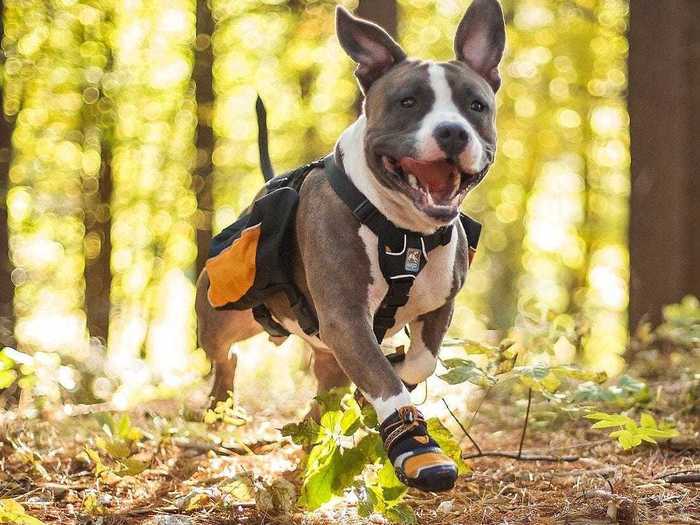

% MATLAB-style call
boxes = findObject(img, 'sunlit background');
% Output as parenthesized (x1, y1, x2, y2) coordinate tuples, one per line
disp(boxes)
(0, 0, 629, 408)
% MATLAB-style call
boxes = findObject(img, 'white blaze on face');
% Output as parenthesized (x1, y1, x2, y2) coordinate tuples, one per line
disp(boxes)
(416, 64, 485, 173)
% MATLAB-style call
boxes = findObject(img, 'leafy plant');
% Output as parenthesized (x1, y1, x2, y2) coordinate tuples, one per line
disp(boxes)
(85, 414, 148, 479)
(586, 411, 679, 450)
(203, 394, 249, 426)
(0, 347, 36, 391)
(283, 389, 467, 523)
(657, 295, 700, 348)
(0, 499, 45, 525)
(571, 375, 650, 409)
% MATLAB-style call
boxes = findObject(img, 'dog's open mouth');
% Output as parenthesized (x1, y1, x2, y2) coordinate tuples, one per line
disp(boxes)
(381, 156, 483, 219)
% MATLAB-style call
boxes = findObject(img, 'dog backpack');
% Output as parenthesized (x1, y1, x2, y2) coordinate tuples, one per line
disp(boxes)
(205, 160, 325, 337)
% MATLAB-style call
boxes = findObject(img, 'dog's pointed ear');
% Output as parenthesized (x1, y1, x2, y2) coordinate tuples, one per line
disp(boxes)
(454, 0, 506, 92)
(336, 6, 407, 93)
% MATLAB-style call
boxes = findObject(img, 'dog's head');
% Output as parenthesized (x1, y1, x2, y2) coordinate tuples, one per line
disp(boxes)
(336, 0, 505, 224)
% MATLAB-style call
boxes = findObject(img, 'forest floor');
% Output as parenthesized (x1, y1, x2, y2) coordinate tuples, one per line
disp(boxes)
(1, 389, 699, 525)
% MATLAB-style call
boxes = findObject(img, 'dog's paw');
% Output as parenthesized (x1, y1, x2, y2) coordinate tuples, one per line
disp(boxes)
(379, 406, 458, 492)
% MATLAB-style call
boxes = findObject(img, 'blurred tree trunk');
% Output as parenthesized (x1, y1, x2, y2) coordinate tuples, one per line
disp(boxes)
(84, 153, 112, 341)
(0, 29, 15, 340)
(83, 10, 114, 342)
(356, 0, 398, 37)
(193, 0, 215, 276)
(354, 0, 397, 114)
(629, 1, 700, 326)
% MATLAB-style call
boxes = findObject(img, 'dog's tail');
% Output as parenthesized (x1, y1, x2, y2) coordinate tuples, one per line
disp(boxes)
(256, 95, 274, 182)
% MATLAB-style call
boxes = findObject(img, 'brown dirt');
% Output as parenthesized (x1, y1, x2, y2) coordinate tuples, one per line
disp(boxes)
(1, 402, 698, 525)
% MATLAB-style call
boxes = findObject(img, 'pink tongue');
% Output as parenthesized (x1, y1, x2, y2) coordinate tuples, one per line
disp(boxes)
(399, 158, 454, 198)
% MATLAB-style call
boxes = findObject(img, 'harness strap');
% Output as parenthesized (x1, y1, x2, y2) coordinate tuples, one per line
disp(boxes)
(324, 155, 453, 345)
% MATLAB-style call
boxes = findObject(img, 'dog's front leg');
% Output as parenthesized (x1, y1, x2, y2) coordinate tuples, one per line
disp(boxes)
(394, 302, 453, 389)
(318, 309, 412, 422)
(316, 307, 457, 492)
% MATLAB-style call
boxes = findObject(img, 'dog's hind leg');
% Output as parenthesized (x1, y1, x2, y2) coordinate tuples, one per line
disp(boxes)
(195, 271, 263, 405)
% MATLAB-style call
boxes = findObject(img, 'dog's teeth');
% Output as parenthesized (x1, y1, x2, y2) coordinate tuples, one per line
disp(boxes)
(425, 190, 434, 205)
(407, 174, 419, 189)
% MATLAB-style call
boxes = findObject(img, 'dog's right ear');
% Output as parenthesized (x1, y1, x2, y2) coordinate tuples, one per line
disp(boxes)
(336, 6, 407, 93)
(454, 0, 506, 92)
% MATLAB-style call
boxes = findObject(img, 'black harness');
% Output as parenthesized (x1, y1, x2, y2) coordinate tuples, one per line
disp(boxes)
(252, 155, 481, 351)
(325, 156, 455, 344)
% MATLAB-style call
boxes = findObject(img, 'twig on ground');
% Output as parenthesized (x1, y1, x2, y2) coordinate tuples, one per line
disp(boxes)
(172, 437, 246, 456)
(463, 450, 579, 462)
(663, 473, 700, 484)
(654, 468, 700, 480)
(517, 388, 532, 459)
(442, 397, 580, 462)
(442, 398, 481, 455)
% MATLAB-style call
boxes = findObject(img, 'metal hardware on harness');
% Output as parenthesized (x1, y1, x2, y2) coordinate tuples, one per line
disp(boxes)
(252, 304, 290, 338)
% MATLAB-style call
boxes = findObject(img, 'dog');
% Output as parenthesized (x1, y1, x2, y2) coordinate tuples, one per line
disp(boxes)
(195, 0, 505, 492)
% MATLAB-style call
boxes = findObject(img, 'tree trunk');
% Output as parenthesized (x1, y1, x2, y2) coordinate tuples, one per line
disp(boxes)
(356, 0, 398, 37)
(0, 30, 15, 340)
(193, 0, 215, 276)
(84, 154, 112, 340)
(628, 1, 700, 326)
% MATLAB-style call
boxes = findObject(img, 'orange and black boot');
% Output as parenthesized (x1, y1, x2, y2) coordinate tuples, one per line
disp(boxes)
(379, 406, 458, 492)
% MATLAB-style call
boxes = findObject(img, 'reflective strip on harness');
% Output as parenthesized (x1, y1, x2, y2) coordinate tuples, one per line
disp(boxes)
(206, 223, 262, 308)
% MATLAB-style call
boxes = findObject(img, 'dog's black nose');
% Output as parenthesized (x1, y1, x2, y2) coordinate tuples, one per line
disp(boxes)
(434, 123, 469, 157)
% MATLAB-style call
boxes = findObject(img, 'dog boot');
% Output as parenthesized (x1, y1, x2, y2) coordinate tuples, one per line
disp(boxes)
(379, 405, 458, 492)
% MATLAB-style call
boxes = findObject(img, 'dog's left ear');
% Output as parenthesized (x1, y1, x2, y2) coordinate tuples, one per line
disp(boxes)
(336, 6, 407, 93)
(454, 0, 506, 92)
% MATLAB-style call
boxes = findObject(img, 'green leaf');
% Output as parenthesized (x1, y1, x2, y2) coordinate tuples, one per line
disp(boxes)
(515, 365, 561, 393)
(332, 438, 378, 494)
(0, 370, 17, 389)
(461, 340, 499, 356)
(315, 387, 350, 413)
(221, 474, 254, 502)
(85, 447, 110, 477)
(385, 502, 417, 524)
(376, 460, 407, 504)
(299, 440, 341, 510)
(361, 404, 379, 429)
(426, 418, 471, 475)
(0, 499, 46, 525)
(96, 437, 131, 459)
(281, 418, 321, 447)
(114, 458, 147, 477)
(639, 413, 657, 429)
(613, 429, 642, 450)
(439, 358, 495, 387)
(586, 412, 635, 428)
(340, 401, 362, 436)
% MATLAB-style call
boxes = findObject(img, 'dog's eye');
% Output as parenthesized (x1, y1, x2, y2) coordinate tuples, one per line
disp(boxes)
(400, 97, 417, 108)
(470, 100, 486, 112)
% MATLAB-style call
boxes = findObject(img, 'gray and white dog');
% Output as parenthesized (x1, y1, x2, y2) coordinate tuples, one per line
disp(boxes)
(196, 0, 505, 491)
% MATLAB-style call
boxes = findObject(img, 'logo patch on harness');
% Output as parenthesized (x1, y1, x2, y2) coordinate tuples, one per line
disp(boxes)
(405, 248, 422, 273)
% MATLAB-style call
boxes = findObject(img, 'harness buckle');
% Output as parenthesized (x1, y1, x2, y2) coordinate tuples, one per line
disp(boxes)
(353, 199, 378, 223)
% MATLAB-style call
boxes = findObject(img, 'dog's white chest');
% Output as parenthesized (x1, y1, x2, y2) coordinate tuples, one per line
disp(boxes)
(358, 225, 458, 335)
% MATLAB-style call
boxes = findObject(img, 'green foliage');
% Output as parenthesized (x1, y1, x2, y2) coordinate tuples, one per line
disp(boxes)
(0, 347, 36, 391)
(283, 390, 428, 523)
(0, 499, 46, 525)
(426, 418, 471, 475)
(571, 375, 650, 408)
(586, 411, 679, 450)
(203, 394, 249, 426)
(657, 295, 700, 348)
(85, 414, 148, 479)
